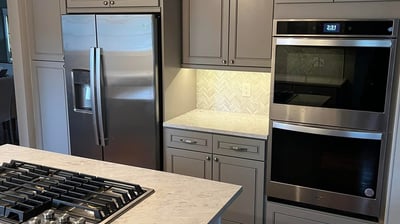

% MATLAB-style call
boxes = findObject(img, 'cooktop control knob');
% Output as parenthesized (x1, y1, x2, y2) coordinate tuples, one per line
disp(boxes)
(72, 217, 86, 224)
(43, 209, 55, 220)
(28, 217, 41, 224)
(58, 213, 71, 224)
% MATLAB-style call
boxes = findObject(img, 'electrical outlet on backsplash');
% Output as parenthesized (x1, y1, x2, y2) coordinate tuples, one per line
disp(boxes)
(196, 69, 271, 115)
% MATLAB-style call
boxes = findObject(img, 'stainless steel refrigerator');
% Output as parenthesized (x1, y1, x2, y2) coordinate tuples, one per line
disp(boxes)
(61, 14, 161, 169)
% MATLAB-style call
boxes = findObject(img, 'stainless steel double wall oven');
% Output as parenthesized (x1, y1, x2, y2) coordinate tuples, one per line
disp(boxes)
(267, 19, 399, 220)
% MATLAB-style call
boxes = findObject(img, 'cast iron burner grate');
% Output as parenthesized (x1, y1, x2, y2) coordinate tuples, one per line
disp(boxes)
(0, 160, 154, 224)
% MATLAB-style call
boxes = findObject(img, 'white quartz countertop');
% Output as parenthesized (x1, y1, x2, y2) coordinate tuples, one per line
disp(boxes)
(0, 144, 242, 224)
(163, 109, 269, 139)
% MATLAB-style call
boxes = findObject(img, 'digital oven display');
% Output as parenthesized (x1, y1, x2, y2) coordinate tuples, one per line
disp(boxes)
(323, 23, 341, 33)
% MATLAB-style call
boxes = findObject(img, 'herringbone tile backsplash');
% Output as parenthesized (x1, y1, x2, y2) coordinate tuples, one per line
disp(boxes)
(196, 70, 271, 115)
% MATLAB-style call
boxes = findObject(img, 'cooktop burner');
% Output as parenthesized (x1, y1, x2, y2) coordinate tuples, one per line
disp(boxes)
(0, 160, 154, 224)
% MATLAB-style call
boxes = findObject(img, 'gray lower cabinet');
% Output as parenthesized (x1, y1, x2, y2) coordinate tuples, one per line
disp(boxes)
(164, 128, 265, 224)
(266, 202, 377, 224)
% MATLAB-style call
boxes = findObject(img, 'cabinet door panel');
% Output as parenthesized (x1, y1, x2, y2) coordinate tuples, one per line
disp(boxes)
(229, 0, 272, 67)
(165, 147, 212, 179)
(32, 61, 70, 154)
(266, 202, 378, 224)
(213, 155, 264, 224)
(67, 0, 108, 8)
(67, 0, 158, 7)
(182, 0, 229, 65)
(27, 0, 64, 61)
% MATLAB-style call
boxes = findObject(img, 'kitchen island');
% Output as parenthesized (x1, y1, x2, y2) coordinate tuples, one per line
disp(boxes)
(0, 144, 242, 224)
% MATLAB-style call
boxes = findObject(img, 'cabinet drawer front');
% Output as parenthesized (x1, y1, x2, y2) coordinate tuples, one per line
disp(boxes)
(165, 129, 212, 153)
(213, 135, 265, 161)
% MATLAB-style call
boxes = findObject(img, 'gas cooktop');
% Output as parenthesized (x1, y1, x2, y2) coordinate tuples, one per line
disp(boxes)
(0, 160, 154, 224)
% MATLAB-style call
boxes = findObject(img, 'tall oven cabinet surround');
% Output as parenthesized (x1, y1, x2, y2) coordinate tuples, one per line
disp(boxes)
(267, 19, 399, 221)
(62, 15, 161, 169)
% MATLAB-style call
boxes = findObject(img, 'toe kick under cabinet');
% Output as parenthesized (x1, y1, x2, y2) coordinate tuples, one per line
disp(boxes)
(164, 128, 265, 224)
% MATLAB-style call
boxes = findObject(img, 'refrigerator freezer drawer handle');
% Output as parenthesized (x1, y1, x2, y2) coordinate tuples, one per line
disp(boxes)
(90, 47, 101, 146)
(95, 47, 107, 147)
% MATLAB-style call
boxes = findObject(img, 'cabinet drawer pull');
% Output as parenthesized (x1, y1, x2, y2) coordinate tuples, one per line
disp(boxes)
(109, 0, 115, 5)
(231, 146, 248, 152)
(180, 139, 197, 144)
(103, 1, 109, 5)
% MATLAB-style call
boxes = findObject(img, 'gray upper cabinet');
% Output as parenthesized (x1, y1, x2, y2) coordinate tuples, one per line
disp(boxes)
(182, 0, 229, 66)
(66, 0, 159, 8)
(182, 0, 273, 69)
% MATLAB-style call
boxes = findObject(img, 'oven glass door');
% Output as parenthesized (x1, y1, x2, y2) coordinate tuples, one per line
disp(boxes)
(273, 38, 394, 112)
(270, 121, 382, 198)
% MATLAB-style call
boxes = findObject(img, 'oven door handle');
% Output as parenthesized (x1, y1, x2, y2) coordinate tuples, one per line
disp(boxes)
(275, 37, 393, 48)
(272, 121, 382, 140)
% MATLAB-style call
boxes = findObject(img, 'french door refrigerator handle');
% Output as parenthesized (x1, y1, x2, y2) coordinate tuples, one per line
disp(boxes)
(272, 121, 382, 140)
(89, 47, 101, 146)
(95, 47, 107, 147)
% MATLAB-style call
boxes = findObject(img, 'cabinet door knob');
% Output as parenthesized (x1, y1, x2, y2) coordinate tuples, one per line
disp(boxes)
(222, 60, 227, 64)
(206, 156, 211, 161)
(109, 0, 115, 5)
(214, 157, 219, 162)
(103, 1, 109, 5)
(230, 60, 234, 64)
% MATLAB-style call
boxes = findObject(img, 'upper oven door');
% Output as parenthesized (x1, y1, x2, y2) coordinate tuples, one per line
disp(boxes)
(270, 37, 397, 131)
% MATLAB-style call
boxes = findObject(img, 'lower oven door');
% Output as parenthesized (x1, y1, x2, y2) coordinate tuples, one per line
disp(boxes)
(267, 121, 385, 218)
